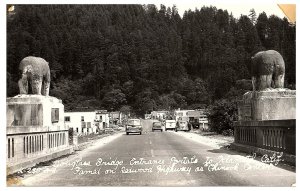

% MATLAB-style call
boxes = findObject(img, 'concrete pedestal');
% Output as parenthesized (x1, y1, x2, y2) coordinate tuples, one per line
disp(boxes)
(233, 89, 296, 164)
(6, 95, 71, 174)
(238, 90, 296, 121)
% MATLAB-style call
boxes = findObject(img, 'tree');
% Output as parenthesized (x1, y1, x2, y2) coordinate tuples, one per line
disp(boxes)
(120, 105, 132, 115)
(256, 12, 269, 47)
(7, 72, 19, 97)
(237, 15, 261, 53)
(134, 89, 158, 115)
(248, 8, 257, 25)
(102, 89, 127, 111)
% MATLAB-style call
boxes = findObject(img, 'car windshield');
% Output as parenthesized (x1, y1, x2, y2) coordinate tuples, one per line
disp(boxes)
(153, 122, 161, 126)
(128, 119, 140, 126)
(169, 122, 175, 124)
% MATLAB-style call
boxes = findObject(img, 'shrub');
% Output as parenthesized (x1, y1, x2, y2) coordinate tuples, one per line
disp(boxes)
(207, 99, 238, 134)
(221, 129, 234, 136)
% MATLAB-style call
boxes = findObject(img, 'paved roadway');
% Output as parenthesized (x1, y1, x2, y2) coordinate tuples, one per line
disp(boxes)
(18, 120, 295, 186)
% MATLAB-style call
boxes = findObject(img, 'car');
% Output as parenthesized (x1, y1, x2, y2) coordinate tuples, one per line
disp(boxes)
(152, 121, 163, 132)
(126, 119, 142, 135)
(165, 120, 176, 131)
(175, 120, 190, 132)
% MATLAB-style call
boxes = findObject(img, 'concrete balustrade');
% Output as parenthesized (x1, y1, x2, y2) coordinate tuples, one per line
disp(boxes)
(234, 120, 295, 155)
(7, 131, 69, 164)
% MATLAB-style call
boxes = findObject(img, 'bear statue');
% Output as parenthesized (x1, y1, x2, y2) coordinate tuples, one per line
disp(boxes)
(18, 56, 50, 96)
(251, 50, 285, 91)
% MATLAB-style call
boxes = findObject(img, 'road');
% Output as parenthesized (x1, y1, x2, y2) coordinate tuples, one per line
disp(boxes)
(16, 120, 295, 186)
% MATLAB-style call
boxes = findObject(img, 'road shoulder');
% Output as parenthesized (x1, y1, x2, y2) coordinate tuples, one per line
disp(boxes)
(170, 131, 233, 149)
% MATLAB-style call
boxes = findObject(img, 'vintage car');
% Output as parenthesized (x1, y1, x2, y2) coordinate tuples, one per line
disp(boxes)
(165, 120, 176, 131)
(152, 121, 163, 132)
(126, 119, 142, 135)
(175, 120, 190, 132)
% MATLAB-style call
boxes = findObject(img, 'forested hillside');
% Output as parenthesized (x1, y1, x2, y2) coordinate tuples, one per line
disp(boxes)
(7, 5, 296, 115)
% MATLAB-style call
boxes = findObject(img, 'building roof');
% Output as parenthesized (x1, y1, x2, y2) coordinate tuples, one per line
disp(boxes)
(151, 110, 169, 113)
(188, 109, 208, 117)
(95, 110, 109, 114)
(110, 111, 120, 113)
(175, 110, 194, 113)
(64, 111, 95, 114)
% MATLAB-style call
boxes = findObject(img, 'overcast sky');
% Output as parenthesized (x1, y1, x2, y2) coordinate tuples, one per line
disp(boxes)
(112, 0, 293, 20)
(153, 1, 287, 19)
(6, 0, 292, 20)
(109, 0, 292, 20)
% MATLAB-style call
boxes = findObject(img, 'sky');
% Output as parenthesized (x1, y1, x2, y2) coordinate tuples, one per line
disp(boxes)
(153, 0, 289, 19)
(169, 3, 286, 19)
(4, 0, 293, 20)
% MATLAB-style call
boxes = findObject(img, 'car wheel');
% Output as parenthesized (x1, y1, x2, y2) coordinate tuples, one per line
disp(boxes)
(140, 132, 142, 135)
(126, 132, 129, 135)
(161, 129, 163, 132)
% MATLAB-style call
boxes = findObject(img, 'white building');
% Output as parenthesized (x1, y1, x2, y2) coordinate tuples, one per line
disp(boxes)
(95, 110, 110, 130)
(151, 111, 169, 121)
(174, 109, 194, 122)
(64, 111, 109, 135)
(109, 111, 122, 125)
(64, 112, 94, 135)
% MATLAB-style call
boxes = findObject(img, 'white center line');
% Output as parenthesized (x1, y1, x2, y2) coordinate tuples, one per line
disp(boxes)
(149, 140, 152, 145)
(151, 149, 155, 157)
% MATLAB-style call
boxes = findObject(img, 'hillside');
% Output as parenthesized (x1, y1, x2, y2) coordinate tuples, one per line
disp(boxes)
(7, 5, 296, 115)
